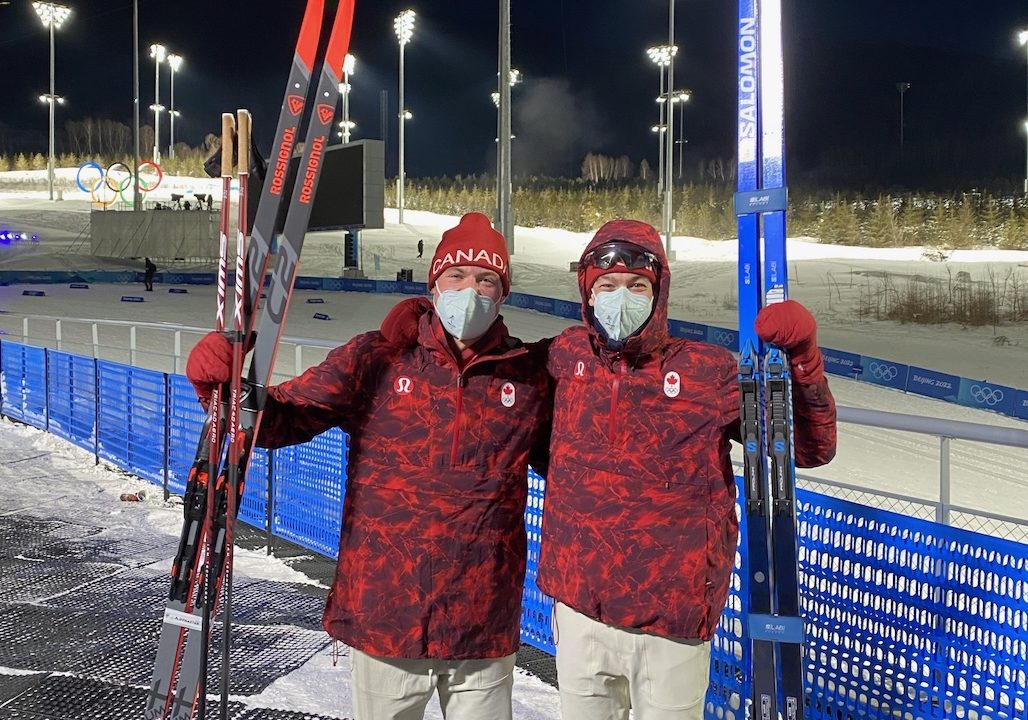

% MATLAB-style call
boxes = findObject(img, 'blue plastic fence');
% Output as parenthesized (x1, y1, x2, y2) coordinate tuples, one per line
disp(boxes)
(2, 339, 1026, 720)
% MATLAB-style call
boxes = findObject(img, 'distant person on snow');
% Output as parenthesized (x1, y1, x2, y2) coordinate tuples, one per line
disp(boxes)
(143, 257, 156, 292)
(185, 212, 553, 720)
(417, 237, 424, 258)
(539, 219, 837, 719)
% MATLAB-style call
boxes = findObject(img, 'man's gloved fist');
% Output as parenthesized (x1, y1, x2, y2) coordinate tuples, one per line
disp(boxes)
(380, 297, 432, 347)
(754, 299, 824, 384)
(185, 331, 234, 406)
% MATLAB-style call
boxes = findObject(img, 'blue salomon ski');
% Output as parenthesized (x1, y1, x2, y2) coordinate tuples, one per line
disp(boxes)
(735, 1, 805, 719)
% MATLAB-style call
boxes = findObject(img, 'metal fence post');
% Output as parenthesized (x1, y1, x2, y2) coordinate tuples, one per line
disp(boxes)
(174, 330, 182, 375)
(93, 356, 100, 465)
(163, 373, 171, 501)
(92, 323, 100, 359)
(55, 319, 62, 352)
(267, 448, 275, 556)
(938, 437, 951, 526)
(43, 349, 50, 434)
(129, 326, 137, 366)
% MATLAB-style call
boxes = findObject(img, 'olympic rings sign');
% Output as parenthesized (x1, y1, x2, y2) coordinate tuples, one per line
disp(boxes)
(868, 361, 899, 382)
(969, 385, 1004, 406)
(76, 161, 163, 208)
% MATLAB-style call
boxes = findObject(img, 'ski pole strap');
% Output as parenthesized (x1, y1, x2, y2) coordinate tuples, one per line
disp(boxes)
(734, 186, 788, 216)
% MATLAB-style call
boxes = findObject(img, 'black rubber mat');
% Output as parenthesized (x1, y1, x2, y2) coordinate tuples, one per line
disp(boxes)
(0, 558, 126, 603)
(228, 579, 326, 631)
(516, 644, 559, 687)
(0, 674, 248, 719)
(0, 506, 560, 719)
(0, 672, 49, 707)
(239, 709, 353, 720)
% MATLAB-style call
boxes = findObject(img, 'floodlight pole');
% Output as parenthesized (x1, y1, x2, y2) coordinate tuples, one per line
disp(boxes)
(1020, 31, 1028, 194)
(498, 0, 514, 254)
(33, 2, 71, 201)
(663, 0, 675, 255)
(394, 10, 415, 225)
(133, 0, 141, 208)
(47, 16, 56, 201)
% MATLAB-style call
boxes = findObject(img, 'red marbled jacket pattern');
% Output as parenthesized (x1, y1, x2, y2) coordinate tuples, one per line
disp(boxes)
(538, 221, 837, 641)
(256, 314, 553, 659)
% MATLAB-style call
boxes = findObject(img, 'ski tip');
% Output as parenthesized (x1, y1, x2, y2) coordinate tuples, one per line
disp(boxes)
(297, 0, 328, 71)
(324, 0, 356, 76)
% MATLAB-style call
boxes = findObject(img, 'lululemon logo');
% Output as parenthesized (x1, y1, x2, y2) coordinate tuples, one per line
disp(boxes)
(574, 361, 585, 378)
(664, 371, 681, 398)
(501, 382, 516, 408)
(395, 376, 413, 395)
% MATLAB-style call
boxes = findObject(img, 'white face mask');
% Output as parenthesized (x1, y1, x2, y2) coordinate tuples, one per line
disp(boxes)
(434, 287, 499, 342)
(592, 286, 653, 341)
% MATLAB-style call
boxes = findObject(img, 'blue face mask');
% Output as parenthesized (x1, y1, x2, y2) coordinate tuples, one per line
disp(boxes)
(433, 287, 499, 341)
(591, 287, 653, 341)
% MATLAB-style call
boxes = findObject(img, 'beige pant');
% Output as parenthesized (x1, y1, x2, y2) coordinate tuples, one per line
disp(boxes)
(554, 602, 711, 720)
(350, 648, 516, 720)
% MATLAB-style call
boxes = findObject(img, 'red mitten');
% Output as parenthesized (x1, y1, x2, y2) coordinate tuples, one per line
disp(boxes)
(185, 331, 234, 406)
(754, 300, 824, 384)
(381, 297, 432, 347)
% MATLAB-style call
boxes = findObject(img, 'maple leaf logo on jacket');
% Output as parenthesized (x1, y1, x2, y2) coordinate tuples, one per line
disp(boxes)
(500, 382, 516, 407)
(664, 371, 680, 398)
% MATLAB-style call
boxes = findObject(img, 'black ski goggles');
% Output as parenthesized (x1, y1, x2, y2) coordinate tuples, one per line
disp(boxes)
(581, 242, 660, 273)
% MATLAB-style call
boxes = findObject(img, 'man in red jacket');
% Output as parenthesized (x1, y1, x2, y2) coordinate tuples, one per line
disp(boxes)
(186, 212, 552, 720)
(540, 219, 837, 720)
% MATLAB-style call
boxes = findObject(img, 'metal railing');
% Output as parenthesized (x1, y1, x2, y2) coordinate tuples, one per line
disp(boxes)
(795, 405, 1028, 543)
(1, 313, 335, 383)
(6, 312, 1028, 542)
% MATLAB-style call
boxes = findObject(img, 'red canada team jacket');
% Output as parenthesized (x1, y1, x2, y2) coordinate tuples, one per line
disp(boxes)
(256, 314, 553, 659)
(538, 221, 837, 641)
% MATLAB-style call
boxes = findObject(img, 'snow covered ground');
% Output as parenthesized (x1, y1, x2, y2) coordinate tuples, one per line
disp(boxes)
(1, 174, 1026, 521)
(0, 417, 562, 719)
(1, 171, 1028, 715)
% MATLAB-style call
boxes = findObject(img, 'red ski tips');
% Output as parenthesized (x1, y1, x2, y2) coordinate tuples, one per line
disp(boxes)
(324, 0, 356, 77)
(296, 0, 326, 71)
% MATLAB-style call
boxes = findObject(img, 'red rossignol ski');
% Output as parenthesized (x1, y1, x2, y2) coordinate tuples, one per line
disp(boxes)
(143, 2, 332, 718)
(171, 4, 354, 715)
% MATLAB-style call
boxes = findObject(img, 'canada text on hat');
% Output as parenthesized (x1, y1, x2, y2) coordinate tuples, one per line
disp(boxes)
(428, 212, 510, 295)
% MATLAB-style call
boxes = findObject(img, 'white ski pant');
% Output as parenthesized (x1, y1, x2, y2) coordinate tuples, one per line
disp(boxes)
(350, 648, 516, 720)
(554, 602, 711, 720)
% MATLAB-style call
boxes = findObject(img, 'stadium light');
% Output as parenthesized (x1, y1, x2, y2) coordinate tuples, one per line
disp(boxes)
(33, 2, 71, 202)
(167, 53, 182, 159)
(394, 9, 415, 223)
(1019, 30, 1028, 193)
(340, 53, 356, 143)
(149, 43, 166, 164)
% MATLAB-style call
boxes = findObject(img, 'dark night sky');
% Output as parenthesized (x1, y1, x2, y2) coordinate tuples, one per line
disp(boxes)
(2, 0, 1028, 187)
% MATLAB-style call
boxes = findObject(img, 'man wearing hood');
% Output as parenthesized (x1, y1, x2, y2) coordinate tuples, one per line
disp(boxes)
(540, 219, 837, 720)
(186, 212, 553, 720)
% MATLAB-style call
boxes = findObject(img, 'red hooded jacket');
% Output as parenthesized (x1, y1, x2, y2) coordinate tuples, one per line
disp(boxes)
(256, 312, 553, 659)
(538, 220, 837, 641)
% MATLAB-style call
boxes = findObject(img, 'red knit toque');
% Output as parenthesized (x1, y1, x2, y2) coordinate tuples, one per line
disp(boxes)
(428, 213, 510, 296)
